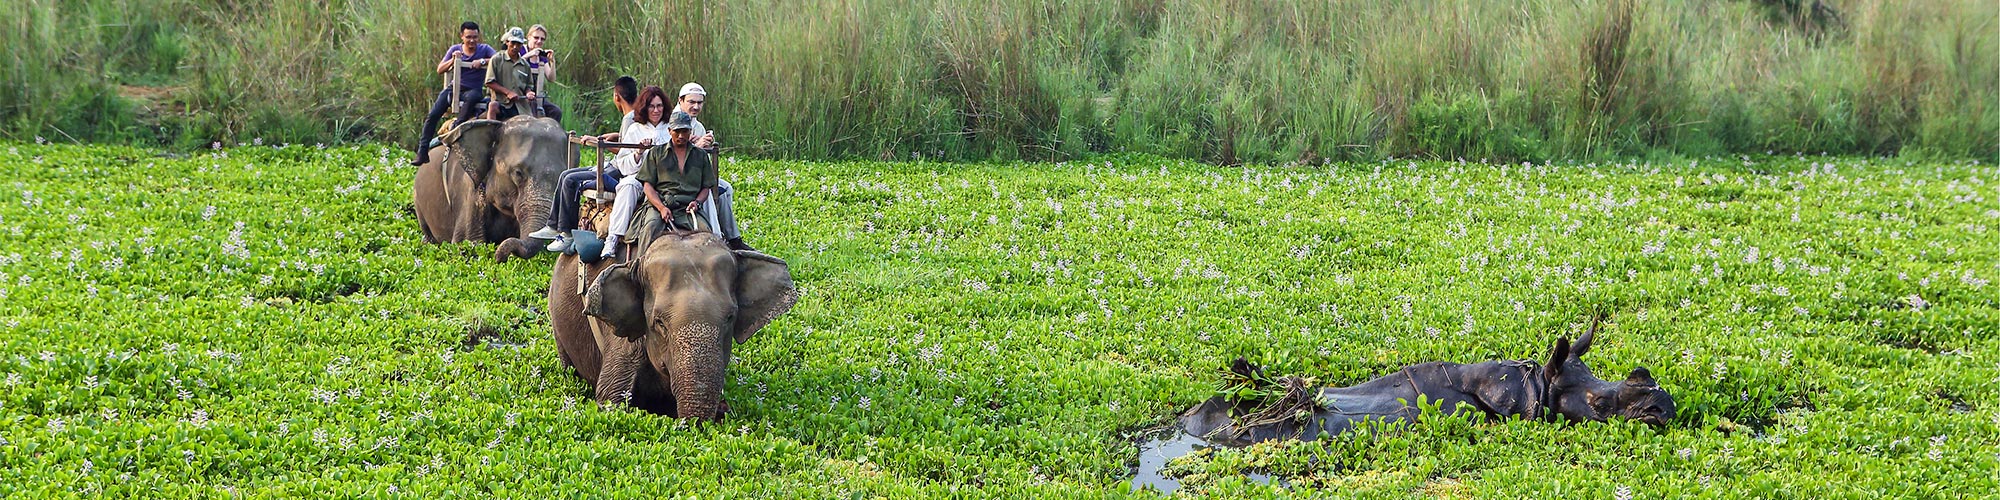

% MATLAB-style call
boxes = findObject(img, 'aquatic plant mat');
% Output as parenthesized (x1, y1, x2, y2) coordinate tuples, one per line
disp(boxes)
(1, 143, 1996, 497)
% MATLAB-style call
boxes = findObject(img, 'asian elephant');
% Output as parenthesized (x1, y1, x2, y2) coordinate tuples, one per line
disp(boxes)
(413, 116, 574, 262)
(549, 230, 800, 420)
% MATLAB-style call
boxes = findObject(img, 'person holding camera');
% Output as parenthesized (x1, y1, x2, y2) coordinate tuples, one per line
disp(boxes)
(522, 24, 563, 122)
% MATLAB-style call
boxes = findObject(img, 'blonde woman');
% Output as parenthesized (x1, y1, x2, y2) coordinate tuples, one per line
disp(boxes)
(523, 24, 563, 121)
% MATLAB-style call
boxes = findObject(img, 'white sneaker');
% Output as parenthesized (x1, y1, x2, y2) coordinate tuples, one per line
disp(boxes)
(600, 236, 621, 259)
(546, 237, 572, 253)
(527, 226, 563, 240)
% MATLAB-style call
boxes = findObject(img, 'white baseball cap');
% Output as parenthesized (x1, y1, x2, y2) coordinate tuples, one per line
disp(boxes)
(678, 83, 707, 98)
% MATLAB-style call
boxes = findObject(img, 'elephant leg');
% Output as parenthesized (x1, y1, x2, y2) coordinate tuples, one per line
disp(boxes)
(450, 195, 488, 243)
(594, 329, 646, 408)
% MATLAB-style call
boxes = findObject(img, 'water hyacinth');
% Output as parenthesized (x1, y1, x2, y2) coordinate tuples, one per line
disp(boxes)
(1, 144, 1995, 496)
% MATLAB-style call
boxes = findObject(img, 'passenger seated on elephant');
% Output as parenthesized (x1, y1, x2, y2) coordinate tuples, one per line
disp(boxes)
(521, 25, 563, 122)
(625, 111, 718, 256)
(588, 76, 641, 144)
(531, 85, 673, 252)
(483, 27, 541, 121)
(411, 21, 495, 166)
(674, 82, 754, 251)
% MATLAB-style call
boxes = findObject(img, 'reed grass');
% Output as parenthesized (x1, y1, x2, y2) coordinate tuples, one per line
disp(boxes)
(4, 0, 1994, 162)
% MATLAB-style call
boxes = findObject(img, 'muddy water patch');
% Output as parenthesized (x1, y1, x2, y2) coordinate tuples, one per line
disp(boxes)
(1129, 428, 1275, 494)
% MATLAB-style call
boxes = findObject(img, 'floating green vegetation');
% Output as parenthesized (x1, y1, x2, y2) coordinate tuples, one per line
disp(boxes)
(0, 143, 1995, 497)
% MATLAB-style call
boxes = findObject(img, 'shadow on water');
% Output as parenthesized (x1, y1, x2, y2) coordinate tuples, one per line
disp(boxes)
(1129, 429, 1274, 495)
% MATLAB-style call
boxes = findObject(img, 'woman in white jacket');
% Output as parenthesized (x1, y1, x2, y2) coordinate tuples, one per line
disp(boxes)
(531, 85, 672, 254)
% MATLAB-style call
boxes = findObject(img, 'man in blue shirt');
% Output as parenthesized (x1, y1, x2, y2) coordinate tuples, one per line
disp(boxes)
(412, 21, 495, 166)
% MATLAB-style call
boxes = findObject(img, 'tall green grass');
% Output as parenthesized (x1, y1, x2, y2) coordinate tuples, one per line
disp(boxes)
(5, 0, 1996, 162)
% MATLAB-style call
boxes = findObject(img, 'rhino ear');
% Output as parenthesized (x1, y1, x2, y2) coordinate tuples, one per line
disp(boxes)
(584, 263, 647, 337)
(1570, 317, 1599, 358)
(1545, 337, 1572, 380)
(731, 251, 800, 344)
(442, 119, 503, 184)
(1624, 367, 1657, 387)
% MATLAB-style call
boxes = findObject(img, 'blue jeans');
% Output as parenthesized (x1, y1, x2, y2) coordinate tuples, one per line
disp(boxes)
(417, 87, 485, 154)
(552, 167, 621, 232)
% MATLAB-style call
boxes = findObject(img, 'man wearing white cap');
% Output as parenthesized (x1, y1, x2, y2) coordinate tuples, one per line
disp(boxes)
(676, 82, 753, 251)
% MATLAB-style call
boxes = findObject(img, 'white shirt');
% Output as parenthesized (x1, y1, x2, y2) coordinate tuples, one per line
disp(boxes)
(605, 121, 669, 176)
(676, 107, 710, 138)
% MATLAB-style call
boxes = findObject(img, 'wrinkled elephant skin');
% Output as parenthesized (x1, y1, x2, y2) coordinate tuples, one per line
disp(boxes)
(550, 231, 800, 420)
(413, 116, 574, 263)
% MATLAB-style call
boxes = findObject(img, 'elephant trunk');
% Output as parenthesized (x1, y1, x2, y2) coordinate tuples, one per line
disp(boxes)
(665, 320, 730, 421)
(496, 187, 554, 262)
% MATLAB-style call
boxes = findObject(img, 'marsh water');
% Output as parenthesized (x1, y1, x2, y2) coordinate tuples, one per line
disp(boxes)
(1129, 430, 1274, 494)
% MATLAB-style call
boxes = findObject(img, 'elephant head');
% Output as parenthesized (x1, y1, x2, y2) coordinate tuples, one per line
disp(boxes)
(444, 116, 574, 262)
(1542, 322, 1677, 426)
(586, 231, 800, 420)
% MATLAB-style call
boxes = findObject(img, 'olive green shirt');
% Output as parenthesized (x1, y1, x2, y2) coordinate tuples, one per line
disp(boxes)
(485, 50, 536, 111)
(635, 145, 718, 208)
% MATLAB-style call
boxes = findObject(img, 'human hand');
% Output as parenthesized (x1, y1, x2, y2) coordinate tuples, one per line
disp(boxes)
(638, 138, 655, 147)
(685, 202, 700, 215)
(695, 134, 715, 149)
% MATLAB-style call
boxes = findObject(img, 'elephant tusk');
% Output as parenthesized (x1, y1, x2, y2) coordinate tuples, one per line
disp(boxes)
(440, 155, 453, 206)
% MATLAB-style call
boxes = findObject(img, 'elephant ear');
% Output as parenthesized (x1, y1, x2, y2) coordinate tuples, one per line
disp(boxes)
(441, 119, 504, 184)
(584, 262, 647, 337)
(732, 251, 800, 344)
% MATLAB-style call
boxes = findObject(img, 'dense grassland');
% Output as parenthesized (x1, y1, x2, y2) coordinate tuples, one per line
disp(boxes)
(0, 142, 1996, 496)
(5, 0, 1996, 162)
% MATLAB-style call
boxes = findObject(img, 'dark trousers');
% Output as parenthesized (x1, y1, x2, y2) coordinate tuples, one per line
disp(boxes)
(493, 101, 563, 122)
(417, 87, 486, 154)
(540, 101, 563, 122)
(552, 167, 621, 232)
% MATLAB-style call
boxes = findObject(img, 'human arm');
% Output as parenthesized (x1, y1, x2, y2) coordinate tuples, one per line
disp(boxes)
(486, 81, 517, 102)
(688, 188, 711, 214)
(484, 61, 522, 102)
(643, 183, 672, 222)
(691, 151, 718, 208)
(531, 49, 556, 79)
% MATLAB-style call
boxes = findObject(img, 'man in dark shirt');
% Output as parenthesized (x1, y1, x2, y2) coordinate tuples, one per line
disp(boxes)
(412, 21, 495, 166)
(635, 112, 718, 239)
